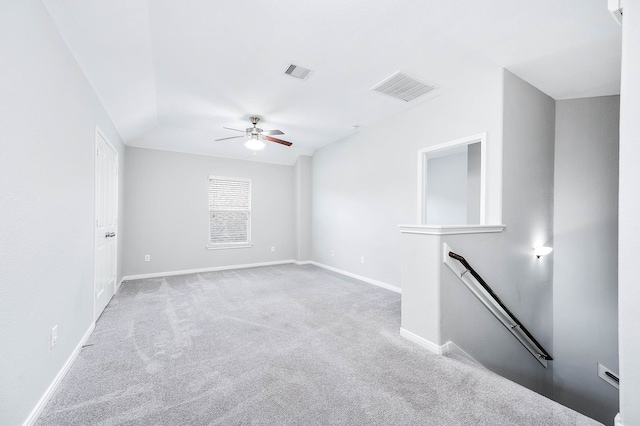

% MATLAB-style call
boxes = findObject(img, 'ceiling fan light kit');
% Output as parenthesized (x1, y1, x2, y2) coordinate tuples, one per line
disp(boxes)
(244, 136, 265, 151)
(215, 116, 293, 150)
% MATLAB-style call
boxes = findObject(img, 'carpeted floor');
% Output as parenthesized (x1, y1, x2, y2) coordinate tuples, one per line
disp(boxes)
(36, 264, 600, 425)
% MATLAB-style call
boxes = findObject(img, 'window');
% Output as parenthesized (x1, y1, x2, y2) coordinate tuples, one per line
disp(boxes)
(207, 176, 252, 249)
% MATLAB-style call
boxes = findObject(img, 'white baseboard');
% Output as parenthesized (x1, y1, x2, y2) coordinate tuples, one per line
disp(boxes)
(399, 329, 483, 368)
(308, 261, 401, 294)
(115, 277, 124, 293)
(120, 259, 401, 295)
(121, 259, 297, 281)
(23, 322, 95, 426)
(443, 341, 484, 368)
(400, 328, 447, 354)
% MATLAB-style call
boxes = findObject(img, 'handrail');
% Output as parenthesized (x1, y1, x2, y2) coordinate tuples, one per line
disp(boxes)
(448, 251, 553, 364)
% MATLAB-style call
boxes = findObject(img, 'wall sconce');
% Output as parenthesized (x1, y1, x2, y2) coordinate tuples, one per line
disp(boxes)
(534, 246, 553, 258)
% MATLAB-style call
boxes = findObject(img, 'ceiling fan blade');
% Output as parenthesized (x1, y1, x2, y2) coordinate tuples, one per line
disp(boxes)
(215, 135, 245, 141)
(222, 127, 246, 133)
(264, 135, 293, 146)
(262, 129, 284, 136)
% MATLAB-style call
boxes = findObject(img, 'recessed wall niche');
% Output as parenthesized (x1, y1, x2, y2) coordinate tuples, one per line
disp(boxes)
(418, 133, 486, 225)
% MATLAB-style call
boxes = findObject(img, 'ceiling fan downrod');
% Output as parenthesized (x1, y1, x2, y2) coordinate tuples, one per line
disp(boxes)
(247, 116, 262, 136)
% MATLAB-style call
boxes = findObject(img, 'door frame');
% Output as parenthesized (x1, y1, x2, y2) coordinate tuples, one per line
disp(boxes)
(93, 125, 119, 321)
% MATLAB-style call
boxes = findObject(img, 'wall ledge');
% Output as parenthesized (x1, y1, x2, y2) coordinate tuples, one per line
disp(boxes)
(398, 224, 506, 235)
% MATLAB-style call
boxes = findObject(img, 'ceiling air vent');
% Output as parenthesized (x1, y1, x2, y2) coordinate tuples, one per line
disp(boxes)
(372, 71, 436, 102)
(284, 64, 312, 80)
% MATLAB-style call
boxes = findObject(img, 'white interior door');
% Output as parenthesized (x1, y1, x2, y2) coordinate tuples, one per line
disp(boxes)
(94, 127, 118, 321)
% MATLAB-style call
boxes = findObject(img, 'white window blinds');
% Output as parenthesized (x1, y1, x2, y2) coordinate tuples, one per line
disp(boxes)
(208, 176, 252, 248)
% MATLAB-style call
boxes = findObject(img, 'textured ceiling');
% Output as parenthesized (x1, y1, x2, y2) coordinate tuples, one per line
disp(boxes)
(41, 0, 621, 165)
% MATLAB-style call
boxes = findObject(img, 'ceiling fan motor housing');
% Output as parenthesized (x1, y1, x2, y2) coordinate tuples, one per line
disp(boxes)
(248, 116, 262, 135)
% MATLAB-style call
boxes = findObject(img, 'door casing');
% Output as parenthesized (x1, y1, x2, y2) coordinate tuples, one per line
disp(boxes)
(93, 125, 118, 321)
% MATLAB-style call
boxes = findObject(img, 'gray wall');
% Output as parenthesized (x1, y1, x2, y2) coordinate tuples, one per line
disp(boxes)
(123, 147, 295, 276)
(467, 142, 482, 224)
(426, 150, 468, 225)
(311, 70, 504, 288)
(294, 156, 312, 261)
(500, 70, 556, 394)
(554, 96, 619, 423)
(0, 1, 127, 424)
(441, 70, 556, 397)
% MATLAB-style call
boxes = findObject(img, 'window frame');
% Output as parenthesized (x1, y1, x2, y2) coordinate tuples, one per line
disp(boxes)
(206, 175, 253, 250)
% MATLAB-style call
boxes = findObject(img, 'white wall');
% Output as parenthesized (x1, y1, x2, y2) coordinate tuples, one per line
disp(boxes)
(311, 69, 504, 288)
(294, 155, 312, 261)
(123, 147, 295, 276)
(554, 96, 619, 424)
(618, 2, 640, 425)
(0, 1, 126, 424)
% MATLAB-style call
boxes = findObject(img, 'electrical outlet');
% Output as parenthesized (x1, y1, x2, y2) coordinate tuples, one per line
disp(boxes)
(50, 325, 58, 349)
(271, 246, 275, 252)
(144, 254, 150, 262)
(331, 250, 335, 257)
(361, 256, 365, 264)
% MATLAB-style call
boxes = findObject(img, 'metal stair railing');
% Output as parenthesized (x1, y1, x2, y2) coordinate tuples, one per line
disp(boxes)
(446, 250, 553, 367)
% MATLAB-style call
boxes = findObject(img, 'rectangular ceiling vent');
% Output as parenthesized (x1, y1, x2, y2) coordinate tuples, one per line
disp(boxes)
(284, 64, 312, 80)
(372, 71, 436, 102)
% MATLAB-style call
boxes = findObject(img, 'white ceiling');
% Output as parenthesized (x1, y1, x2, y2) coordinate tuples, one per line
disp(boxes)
(41, 0, 621, 165)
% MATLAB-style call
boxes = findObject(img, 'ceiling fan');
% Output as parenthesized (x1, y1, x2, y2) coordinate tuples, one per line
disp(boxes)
(215, 116, 292, 150)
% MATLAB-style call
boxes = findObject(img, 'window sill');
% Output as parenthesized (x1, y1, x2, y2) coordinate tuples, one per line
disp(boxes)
(206, 243, 253, 250)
